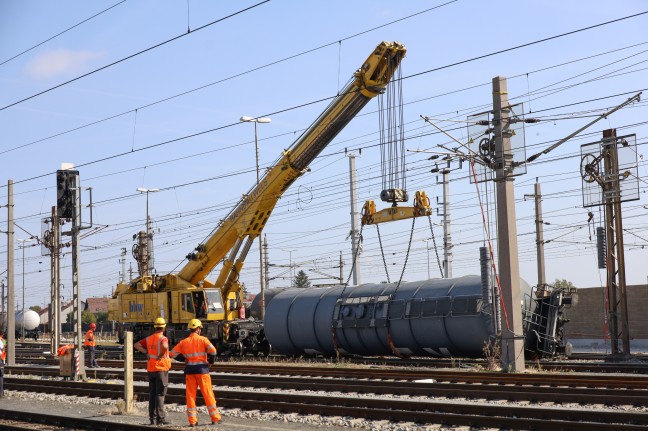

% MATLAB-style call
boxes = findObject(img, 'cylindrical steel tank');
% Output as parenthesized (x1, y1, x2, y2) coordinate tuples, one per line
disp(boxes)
(264, 276, 530, 358)
(249, 288, 287, 319)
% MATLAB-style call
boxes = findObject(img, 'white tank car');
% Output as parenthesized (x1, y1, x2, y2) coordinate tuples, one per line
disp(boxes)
(15, 309, 40, 331)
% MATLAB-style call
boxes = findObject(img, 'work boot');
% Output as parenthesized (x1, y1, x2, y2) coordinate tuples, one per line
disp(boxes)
(157, 419, 170, 425)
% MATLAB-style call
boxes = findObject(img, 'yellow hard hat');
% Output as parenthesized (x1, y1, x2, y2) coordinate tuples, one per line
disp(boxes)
(188, 319, 203, 330)
(154, 317, 166, 328)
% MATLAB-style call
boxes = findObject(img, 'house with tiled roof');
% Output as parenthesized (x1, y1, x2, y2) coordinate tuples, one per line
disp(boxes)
(84, 297, 109, 313)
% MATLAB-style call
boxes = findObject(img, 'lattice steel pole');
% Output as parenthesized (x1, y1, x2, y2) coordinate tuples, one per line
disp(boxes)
(602, 129, 631, 355)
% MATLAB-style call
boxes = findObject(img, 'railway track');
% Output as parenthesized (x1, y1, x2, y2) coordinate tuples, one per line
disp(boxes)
(9, 365, 648, 406)
(16, 343, 648, 374)
(5, 376, 648, 430)
(16, 357, 648, 387)
(6, 364, 648, 430)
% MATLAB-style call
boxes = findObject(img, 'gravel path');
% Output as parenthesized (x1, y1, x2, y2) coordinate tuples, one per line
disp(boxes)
(0, 388, 471, 431)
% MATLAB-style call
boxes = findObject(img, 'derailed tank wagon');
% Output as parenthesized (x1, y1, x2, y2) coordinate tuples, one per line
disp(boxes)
(261, 276, 576, 359)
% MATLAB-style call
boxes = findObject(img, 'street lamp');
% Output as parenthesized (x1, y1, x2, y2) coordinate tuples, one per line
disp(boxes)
(136, 187, 159, 274)
(17, 238, 33, 340)
(240, 116, 271, 319)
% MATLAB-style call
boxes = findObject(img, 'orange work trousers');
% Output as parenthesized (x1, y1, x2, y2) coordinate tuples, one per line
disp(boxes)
(185, 373, 221, 425)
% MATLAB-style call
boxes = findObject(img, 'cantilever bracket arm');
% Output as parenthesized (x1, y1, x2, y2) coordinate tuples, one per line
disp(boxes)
(517, 92, 642, 167)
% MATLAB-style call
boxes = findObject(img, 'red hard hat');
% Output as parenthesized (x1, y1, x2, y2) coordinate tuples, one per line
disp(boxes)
(90, 323, 96, 329)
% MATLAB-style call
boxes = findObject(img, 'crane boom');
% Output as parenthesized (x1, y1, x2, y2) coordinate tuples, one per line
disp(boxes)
(173, 41, 406, 288)
(110, 42, 406, 356)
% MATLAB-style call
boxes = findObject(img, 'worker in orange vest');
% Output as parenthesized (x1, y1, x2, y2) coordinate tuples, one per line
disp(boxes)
(0, 329, 6, 397)
(84, 322, 99, 368)
(135, 317, 171, 426)
(170, 319, 221, 427)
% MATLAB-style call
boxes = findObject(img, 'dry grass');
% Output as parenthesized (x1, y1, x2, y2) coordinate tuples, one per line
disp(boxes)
(483, 339, 502, 371)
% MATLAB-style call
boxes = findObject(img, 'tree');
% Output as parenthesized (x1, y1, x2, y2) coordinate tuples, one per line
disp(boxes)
(553, 279, 576, 290)
(29, 305, 42, 313)
(292, 270, 311, 288)
(66, 311, 96, 325)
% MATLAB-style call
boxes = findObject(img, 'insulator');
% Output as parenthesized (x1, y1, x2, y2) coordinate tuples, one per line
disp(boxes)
(479, 247, 491, 304)
(596, 227, 606, 269)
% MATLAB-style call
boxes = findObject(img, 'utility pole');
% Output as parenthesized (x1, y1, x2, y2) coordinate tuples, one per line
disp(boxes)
(492, 76, 525, 372)
(339, 251, 343, 284)
(136, 188, 159, 275)
(263, 235, 269, 292)
(579, 128, 635, 357)
(7, 180, 15, 366)
(430, 152, 460, 279)
(58, 166, 85, 379)
(440, 161, 452, 278)
(70, 172, 85, 379)
(134, 231, 149, 278)
(47, 206, 62, 353)
(533, 180, 547, 292)
(120, 247, 127, 283)
(347, 152, 361, 285)
(525, 179, 547, 293)
(240, 116, 271, 320)
(601, 129, 631, 356)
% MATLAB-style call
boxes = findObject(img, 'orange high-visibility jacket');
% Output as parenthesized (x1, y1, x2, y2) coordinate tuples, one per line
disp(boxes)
(84, 329, 95, 347)
(0, 336, 6, 361)
(139, 332, 171, 372)
(170, 332, 216, 374)
(56, 344, 74, 357)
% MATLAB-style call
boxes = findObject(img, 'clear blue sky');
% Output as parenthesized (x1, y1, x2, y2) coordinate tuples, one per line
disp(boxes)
(1, 1, 647, 309)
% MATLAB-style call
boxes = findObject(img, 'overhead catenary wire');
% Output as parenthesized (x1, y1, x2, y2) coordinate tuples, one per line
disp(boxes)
(0, 0, 127, 67)
(0, 2, 456, 157)
(0, 1, 271, 112)
(0, 9, 644, 171)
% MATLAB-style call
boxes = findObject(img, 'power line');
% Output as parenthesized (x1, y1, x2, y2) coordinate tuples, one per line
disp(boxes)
(0, 0, 270, 112)
(0, 2, 456, 157)
(0, 0, 127, 67)
(405, 10, 648, 81)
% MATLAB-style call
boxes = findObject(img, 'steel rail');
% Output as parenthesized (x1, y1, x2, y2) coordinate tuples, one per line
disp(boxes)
(12, 359, 648, 387)
(0, 407, 161, 431)
(5, 378, 648, 430)
(8, 367, 648, 406)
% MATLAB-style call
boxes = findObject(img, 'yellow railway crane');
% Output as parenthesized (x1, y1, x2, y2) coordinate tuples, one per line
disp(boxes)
(109, 41, 408, 355)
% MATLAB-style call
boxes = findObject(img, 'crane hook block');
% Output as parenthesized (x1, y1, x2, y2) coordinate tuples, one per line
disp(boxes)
(380, 188, 409, 205)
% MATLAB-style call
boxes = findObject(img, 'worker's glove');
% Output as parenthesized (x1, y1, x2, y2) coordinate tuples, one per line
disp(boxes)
(173, 354, 185, 362)
(208, 354, 216, 365)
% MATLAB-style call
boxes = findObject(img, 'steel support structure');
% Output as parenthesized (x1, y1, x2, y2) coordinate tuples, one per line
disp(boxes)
(49, 206, 61, 354)
(534, 181, 547, 293)
(601, 129, 631, 356)
(347, 153, 362, 285)
(70, 174, 85, 379)
(6, 180, 15, 366)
